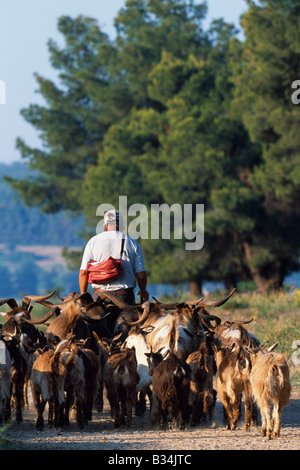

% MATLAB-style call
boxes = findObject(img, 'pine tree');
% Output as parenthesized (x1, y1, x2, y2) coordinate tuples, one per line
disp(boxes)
(232, 0, 300, 291)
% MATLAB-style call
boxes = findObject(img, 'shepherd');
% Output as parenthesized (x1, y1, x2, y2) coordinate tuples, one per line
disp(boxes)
(79, 209, 149, 307)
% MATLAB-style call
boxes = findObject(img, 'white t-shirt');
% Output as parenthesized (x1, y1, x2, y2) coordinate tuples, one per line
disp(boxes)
(80, 231, 146, 291)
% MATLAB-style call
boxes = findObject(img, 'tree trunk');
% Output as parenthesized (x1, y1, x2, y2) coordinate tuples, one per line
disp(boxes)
(224, 275, 238, 292)
(242, 242, 286, 294)
(189, 278, 202, 297)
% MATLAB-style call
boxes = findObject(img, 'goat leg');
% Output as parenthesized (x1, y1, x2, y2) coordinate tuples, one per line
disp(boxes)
(75, 398, 84, 430)
(4, 398, 11, 424)
(63, 389, 73, 426)
(179, 409, 186, 430)
(208, 389, 217, 421)
(231, 396, 241, 430)
(126, 398, 132, 427)
(48, 398, 54, 428)
(244, 384, 251, 431)
(272, 402, 282, 438)
(220, 392, 231, 429)
(251, 400, 258, 426)
(160, 404, 168, 429)
(149, 394, 160, 428)
(54, 399, 64, 430)
(34, 394, 46, 431)
(190, 398, 201, 427)
(119, 388, 127, 426)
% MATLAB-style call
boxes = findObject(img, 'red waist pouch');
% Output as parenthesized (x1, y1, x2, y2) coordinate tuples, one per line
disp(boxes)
(87, 257, 123, 284)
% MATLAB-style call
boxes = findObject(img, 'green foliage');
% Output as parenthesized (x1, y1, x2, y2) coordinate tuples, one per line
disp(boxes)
(230, 0, 300, 292)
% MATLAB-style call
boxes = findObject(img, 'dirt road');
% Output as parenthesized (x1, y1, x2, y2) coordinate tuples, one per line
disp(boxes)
(4, 389, 300, 452)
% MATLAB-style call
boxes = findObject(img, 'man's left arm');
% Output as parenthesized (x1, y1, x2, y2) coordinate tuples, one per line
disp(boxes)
(79, 269, 89, 294)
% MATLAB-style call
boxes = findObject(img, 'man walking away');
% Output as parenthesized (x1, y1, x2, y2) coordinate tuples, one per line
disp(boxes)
(79, 210, 149, 307)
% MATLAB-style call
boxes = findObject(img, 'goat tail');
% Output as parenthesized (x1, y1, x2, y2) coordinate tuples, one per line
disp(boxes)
(173, 364, 188, 386)
(273, 362, 290, 388)
(267, 356, 291, 403)
(54, 338, 69, 356)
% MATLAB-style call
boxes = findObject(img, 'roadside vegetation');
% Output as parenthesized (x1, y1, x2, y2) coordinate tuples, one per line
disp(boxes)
(161, 287, 300, 388)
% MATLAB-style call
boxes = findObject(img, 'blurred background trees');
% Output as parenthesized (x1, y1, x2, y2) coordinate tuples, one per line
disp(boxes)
(4, 0, 300, 295)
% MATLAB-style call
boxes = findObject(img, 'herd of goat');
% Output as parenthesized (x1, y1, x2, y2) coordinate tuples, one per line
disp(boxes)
(0, 288, 291, 440)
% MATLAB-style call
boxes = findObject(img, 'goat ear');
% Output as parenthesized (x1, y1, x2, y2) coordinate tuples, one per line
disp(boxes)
(267, 342, 278, 352)
(162, 350, 170, 359)
(229, 342, 238, 353)
(140, 325, 154, 334)
(244, 345, 254, 355)
(183, 328, 193, 339)
(112, 332, 123, 343)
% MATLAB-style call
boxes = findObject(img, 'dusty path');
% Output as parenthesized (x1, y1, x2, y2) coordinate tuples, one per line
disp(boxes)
(4, 390, 300, 452)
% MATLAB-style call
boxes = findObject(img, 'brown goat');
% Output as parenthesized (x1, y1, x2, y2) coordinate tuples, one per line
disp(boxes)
(103, 346, 139, 428)
(30, 340, 67, 431)
(206, 318, 260, 350)
(60, 340, 86, 430)
(24, 292, 110, 351)
(76, 339, 101, 423)
(186, 342, 216, 426)
(148, 320, 191, 430)
(118, 290, 235, 361)
(249, 346, 291, 439)
(149, 352, 191, 430)
(0, 337, 13, 424)
(214, 341, 257, 431)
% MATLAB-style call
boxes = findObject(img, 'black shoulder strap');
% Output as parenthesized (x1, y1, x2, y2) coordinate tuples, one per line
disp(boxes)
(120, 233, 125, 259)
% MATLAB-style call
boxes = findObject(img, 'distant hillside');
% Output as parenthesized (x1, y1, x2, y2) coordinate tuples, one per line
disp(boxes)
(0, 162, 86, 298)
(0, 162, 85, 247)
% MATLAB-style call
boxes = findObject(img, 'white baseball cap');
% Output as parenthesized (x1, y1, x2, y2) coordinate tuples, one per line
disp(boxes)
(103, 210, 124, 230)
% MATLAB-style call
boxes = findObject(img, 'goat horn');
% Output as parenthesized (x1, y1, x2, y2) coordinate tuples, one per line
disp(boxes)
(224, 318, 254, 326)
(32, 296, 80, 310)
(198, 312, 222, 325)
(54, 338, 70, 355)
(121, 301, 150, 325)
(185, 297, 204, 308)
(0, 298, 18, 309)
(152, 296, 185, 310)
(21, 290, 56, 308)
(22, 306, 61, 325)
(96, 292, 140, 311)
(267, 342, 278, 352)
(80, 307, 111, 323)
(56, 294, 65, 302)
(194, 288, 237, 308)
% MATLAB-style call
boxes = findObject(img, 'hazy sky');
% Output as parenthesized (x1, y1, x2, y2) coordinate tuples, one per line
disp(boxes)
(0, 0, 248, 164)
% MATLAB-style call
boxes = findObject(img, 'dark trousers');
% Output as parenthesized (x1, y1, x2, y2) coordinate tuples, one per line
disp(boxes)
(93, 288, 136, 337)
(93, 288, 135, 305)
